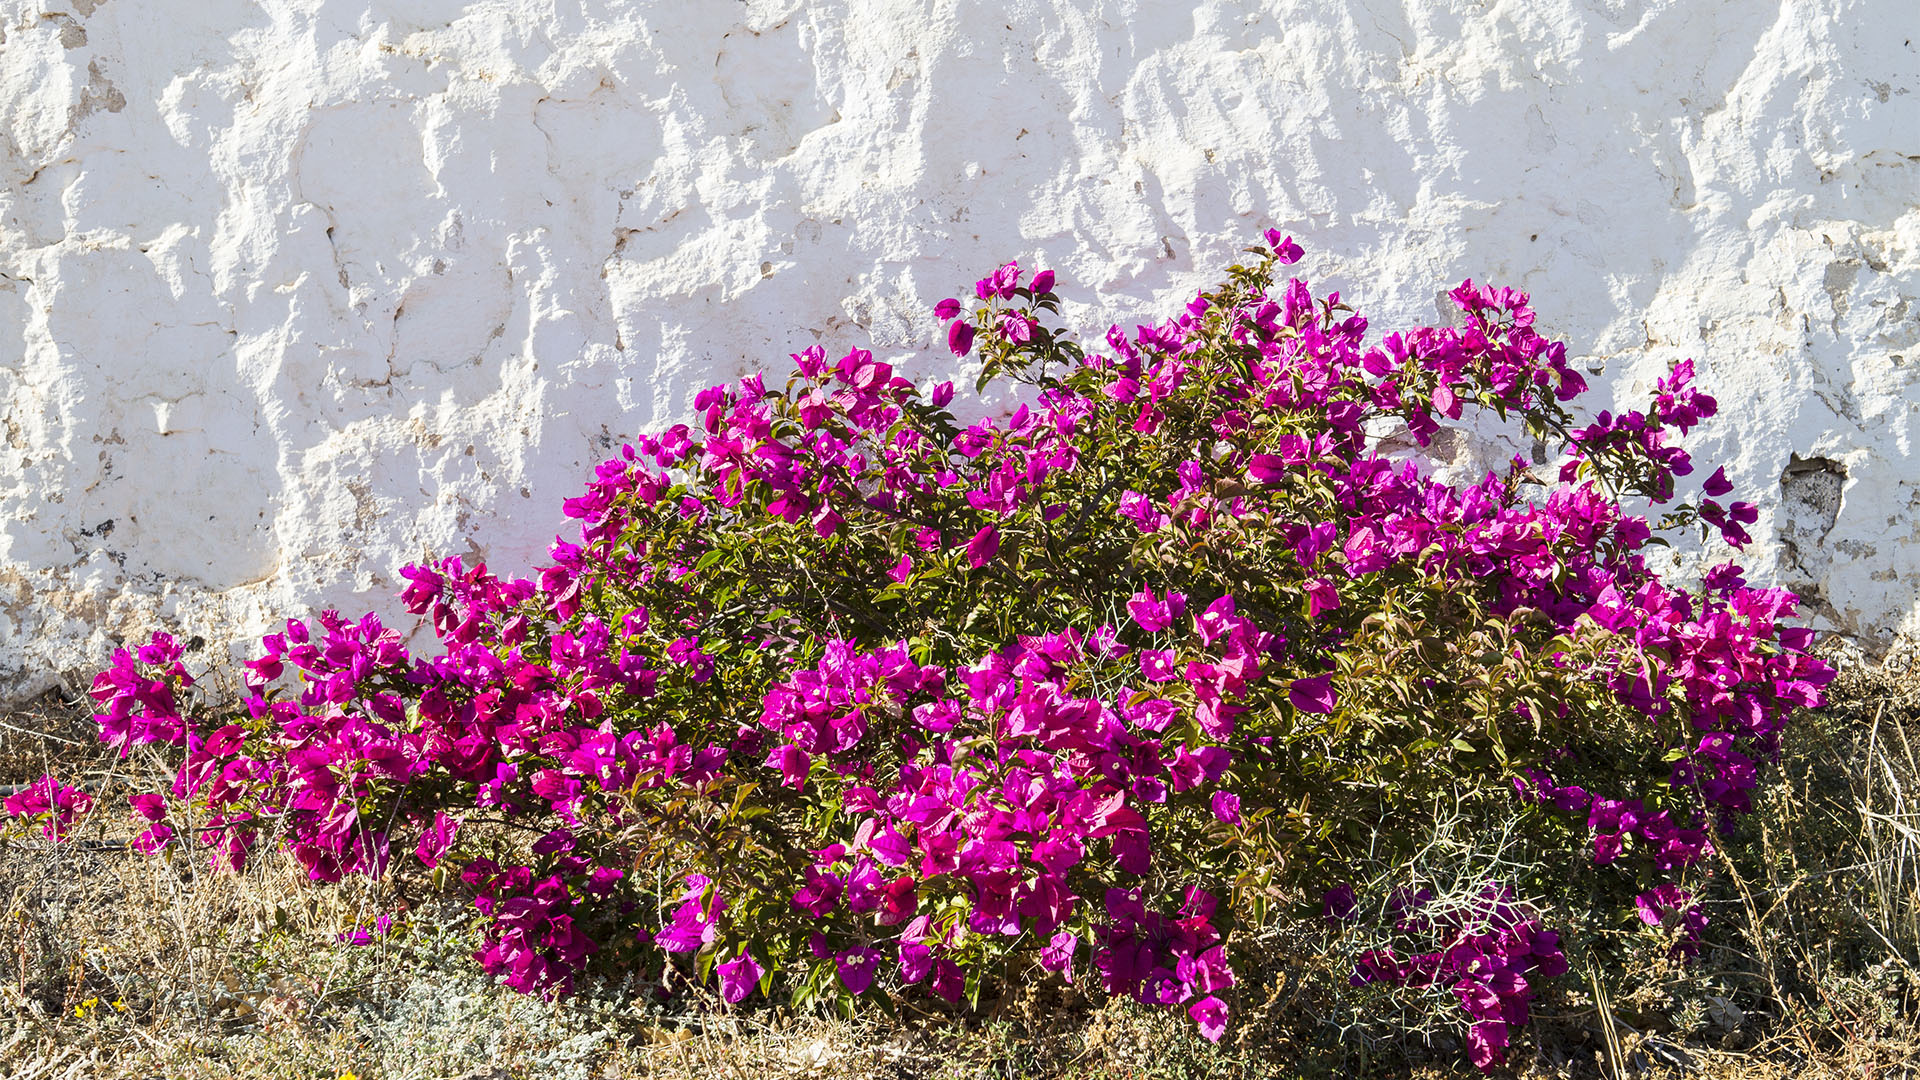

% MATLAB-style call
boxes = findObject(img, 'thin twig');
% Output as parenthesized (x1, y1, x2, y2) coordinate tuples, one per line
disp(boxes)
(0, 717, 86, 747)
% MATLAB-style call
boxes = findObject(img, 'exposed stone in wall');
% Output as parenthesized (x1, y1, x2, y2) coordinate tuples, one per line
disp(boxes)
(1, 0, 1916, 698)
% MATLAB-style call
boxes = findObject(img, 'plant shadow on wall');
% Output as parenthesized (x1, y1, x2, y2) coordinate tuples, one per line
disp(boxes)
(8, 232, 1915, 1079)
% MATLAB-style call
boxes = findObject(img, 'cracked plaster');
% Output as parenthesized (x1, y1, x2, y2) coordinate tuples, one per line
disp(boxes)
(0, 0, 1917, 698)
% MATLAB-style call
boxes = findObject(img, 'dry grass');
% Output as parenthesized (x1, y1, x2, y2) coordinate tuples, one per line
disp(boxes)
(1699, 649, 1920, 1079)
(4, 654, 1920, 1080)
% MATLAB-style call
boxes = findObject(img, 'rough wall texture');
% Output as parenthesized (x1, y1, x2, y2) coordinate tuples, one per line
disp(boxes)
(1, 0, 1916, 698)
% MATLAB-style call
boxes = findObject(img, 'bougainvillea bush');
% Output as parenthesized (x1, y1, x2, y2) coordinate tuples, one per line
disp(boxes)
(6, 233, 1832, 1071)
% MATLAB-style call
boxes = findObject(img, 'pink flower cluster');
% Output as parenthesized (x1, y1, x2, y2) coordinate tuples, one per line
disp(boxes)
(462, 858, 602, 996)
(2, 774, 93, 841)
(69, 232, 1828, 1068)
(1348, 886, 1569, 1070)
(716, 602, 1265, 1021)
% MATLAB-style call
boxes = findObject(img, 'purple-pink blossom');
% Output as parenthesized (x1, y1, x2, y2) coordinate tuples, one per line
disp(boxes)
(966, 526, 1000, 568)
(717, 952, 763, 1003)
(1189, 995, 1228, 1042)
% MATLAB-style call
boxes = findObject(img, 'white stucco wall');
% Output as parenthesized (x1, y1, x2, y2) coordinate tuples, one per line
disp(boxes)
(1, 0, 1916, 699)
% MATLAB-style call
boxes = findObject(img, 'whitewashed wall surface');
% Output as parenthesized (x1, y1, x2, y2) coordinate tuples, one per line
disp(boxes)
(1, 0, 1917, 700)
